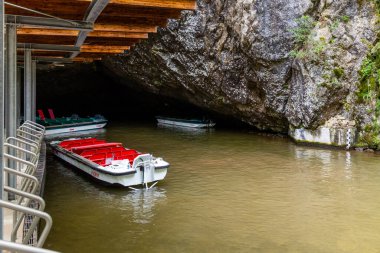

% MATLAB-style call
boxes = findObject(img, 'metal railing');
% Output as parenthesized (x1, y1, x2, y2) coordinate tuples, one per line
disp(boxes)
(0, 121, 59, 252)
(0, 240, 58, 253)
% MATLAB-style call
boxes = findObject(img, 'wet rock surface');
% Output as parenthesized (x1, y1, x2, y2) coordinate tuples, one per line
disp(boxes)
(102, 0, 377, 132)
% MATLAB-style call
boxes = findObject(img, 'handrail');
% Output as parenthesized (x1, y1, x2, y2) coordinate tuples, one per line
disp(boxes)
(0, 200, 52, 248)
(4, 143, 38, 161)
(0, 240, 59, 253)
(4, 153, 38, 183)
(22, 122, 45, 132)
(6, 137, 39, 154)
(2, 120, 53, 251)
(24, 120, 46, 131)
(4, 167, 39, 201)
(16, 134, 41, 147)
(18, 126, 44, 137)
(20, 125, 45, 136)
(16, 129, 42, 142)
(4, 186, 46, 244)
(4, 186, 45, 210)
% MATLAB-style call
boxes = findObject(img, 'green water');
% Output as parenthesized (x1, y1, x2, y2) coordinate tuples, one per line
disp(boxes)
(44, 123, 380, 253)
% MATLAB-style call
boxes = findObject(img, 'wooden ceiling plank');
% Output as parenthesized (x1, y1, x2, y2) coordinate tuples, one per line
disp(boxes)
(81, 45, 130, 50)
(94, 23, 157, 33)
(80, 49, 125, 53)
(89, 31, 148, 38)
(78, 0, 196, 10)
(17, 28, 79, 36)
(6, 4, 182, 19)
(17, 28, 149, 39)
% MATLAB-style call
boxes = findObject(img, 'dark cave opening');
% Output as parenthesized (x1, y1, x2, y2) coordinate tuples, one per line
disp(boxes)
(36, 63, 252, 130)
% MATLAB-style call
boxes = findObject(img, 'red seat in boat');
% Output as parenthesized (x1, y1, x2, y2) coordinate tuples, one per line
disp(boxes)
(60, 138, 106, 149)
(71, 142, 122, 152)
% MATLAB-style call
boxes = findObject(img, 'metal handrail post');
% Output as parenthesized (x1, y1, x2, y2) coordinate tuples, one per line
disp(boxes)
(3, 167, 39, 242)
(4, 186, 46, 244)
(0, 200, 52, 248)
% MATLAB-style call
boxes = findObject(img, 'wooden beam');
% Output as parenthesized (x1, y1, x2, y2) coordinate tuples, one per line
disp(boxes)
(81, 45, 130, 50)
(80, 49, 125, 53)
(79, 0, 196, 10)
(17, 28, 149, 39)
(85, 37, 140, 45)
(17, 35, 77, 45)
(94, 23, 157, 33)
(17, 28, 79, 37)
(6, 3, 183, 19)
(78, 52, 125, 58)
(17, 34, 140, 45)
(89, 31, 148, 38)
(72, 57, 101, 62)
(80, 45, 129, 53)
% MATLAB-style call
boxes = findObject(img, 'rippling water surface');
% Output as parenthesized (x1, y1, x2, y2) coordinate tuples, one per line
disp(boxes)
(44, 122, 380, 253)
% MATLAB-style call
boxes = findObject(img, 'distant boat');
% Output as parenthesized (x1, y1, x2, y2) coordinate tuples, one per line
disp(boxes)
(156, 116, 215, 128)
(50, 138, 169, 188)
(37, 109, 108, 135)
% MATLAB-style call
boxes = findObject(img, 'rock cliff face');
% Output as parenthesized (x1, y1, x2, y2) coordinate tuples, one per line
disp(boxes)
(102, 0, 378, 133)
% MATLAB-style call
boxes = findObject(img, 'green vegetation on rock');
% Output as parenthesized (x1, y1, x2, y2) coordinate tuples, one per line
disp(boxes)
(356, 0, 380, 148)
(289, 15, 316, 44)
(289, 15, 320, 60)
(357, 42, 380, 107)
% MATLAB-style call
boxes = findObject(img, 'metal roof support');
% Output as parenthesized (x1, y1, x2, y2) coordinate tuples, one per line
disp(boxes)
(5, 24, 17, 195)
(6, 15, 93, 31)
(31, 60, 36, 122)
(17, 43, 80, 53)
(70, 0, 110, 58)
(24, 49, 32, 122)
(0, 0, 5, 239)
(16, 67, 21, 128)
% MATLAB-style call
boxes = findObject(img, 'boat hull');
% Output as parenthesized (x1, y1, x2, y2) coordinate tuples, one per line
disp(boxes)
(51, 145, 168, 187)
(157, 118, 215, 128)
(45, 122, 107, 135)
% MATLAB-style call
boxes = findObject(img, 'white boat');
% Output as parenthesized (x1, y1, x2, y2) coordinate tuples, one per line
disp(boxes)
(44, 121, 107, 135)
(156, 116, 215, 128)
(37, 109, 108, 135)
(50, 138, 169, 188)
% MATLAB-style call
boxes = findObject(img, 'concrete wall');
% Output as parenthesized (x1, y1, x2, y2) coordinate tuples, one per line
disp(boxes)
(289, 126, 357, 148)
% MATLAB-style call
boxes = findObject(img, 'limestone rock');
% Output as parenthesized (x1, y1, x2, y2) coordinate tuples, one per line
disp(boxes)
(102, 0, 378, 132)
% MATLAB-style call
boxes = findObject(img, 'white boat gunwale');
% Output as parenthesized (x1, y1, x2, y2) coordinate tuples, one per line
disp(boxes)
(45, 120, 108, 130)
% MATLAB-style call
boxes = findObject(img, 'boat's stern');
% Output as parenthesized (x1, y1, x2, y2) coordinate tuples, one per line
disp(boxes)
(152, 157, 169, 181)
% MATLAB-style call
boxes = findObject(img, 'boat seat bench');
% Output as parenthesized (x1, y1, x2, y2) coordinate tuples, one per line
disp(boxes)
(70, 143, 122, 152)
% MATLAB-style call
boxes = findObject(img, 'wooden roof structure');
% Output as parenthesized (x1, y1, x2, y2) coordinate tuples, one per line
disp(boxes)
(4, 0, 197, 63)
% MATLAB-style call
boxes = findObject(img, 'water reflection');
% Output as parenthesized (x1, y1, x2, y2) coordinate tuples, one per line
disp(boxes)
(121, 188, 167, 224)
